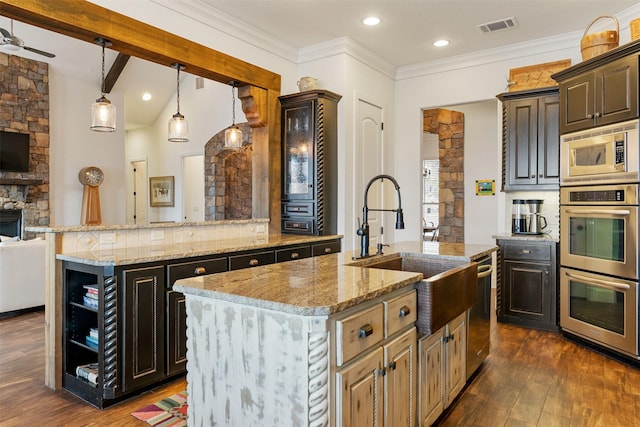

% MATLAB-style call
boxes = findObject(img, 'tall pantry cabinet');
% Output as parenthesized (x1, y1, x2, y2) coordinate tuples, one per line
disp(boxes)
(279, 90, 341, 235)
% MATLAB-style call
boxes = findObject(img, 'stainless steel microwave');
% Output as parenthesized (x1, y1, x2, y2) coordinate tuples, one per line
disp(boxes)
(561, 119, 639, 185)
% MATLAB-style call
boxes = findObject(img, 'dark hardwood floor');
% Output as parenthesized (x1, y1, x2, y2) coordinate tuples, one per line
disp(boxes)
(2, 303, 640, 426)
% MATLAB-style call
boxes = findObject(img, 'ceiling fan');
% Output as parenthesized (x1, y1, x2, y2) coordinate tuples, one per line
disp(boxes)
(0, 19, 55, 58)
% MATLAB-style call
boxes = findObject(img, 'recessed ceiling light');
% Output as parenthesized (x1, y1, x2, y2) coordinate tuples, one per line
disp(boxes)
(142, 92, 152, 101)
(363, 16, 381, 26)
(433, 39, 450, 47)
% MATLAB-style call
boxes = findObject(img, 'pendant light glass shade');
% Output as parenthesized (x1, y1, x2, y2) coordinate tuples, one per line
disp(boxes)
(168, 63, 189, 142)
(90, 38, 116, 132)
(224, 83, 243, 149)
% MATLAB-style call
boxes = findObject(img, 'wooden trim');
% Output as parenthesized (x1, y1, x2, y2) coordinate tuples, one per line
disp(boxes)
(104, 53, 130, 94)
(0, 0, 280, 90)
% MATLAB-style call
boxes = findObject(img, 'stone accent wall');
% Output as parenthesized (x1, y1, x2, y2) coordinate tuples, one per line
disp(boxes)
(0, 53, 50, 240)
(423, 108, 464, 243)
(204, 122, 253, 220)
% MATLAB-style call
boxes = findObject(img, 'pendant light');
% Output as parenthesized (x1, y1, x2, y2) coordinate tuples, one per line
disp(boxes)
(90, 38, 116, 132)
(168, 63, 189, 142)
(224, 82, 243, 149)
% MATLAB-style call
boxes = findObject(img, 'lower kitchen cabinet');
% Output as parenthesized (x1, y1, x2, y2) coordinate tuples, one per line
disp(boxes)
(121, 265, 166, 393)
(61, 238, 341, 407)
(418, 312, 466, 427)
(497, 239, 559, 331)
(333, 288, 417, 427)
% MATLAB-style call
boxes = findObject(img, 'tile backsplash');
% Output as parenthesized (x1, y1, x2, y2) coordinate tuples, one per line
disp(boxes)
(504, 191, 559, 240)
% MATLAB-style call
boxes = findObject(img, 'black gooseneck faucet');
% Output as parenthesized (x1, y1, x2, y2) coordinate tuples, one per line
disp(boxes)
(355, 174, 405, 259)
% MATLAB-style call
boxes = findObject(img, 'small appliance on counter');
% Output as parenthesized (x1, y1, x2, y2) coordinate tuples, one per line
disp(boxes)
(512, 199, 547, 235)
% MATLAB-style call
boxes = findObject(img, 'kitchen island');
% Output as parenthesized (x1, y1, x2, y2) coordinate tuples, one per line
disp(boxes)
(174, 241, 496, 426)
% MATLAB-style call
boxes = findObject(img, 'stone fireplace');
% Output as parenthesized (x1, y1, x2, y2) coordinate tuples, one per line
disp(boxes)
(0, 53, 50, 240)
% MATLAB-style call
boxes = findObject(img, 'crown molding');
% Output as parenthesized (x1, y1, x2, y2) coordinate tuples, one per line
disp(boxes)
(298, 36, 397, 79)
(151, 0, 298, 64)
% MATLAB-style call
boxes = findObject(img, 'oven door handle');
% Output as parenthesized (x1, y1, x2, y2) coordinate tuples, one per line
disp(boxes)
(566, 272, 631, 291)
(564, 209, 631, 216)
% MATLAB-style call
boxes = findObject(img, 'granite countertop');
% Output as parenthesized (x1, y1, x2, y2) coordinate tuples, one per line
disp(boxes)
(493, 233, 559, 243)
(174, 241, 497, 316)
(56, 234, 342, 266)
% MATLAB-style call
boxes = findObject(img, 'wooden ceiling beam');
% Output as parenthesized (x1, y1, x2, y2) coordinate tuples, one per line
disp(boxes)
(104, 52, 130, 94)
(0, 0, 281, 91)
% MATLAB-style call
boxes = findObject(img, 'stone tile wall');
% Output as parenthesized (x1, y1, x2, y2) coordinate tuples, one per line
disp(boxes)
(0, 53, 50, 240)
(423, 108, 464, 243)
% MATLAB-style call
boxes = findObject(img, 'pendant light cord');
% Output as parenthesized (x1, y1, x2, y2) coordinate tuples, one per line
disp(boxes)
(176, 66, 181, 114)
(231, 84, 236, 125)
(100, 42, 106, 97)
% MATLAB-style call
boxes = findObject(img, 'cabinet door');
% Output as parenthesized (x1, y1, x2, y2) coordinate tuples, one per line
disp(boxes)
(282, 101, 315, 201)
(506, 98, 538, 187)
(597, 55, 639, 127)
(166, 290, 187, 376)
(445, 313, 466, 406)
(418, 330, 444, 427)
(336, 347, 384, 427)
(121, 265, 166, 392)
(560, 72, 594, 134)
(385, 328, 417, 427)
(536, 95, 560, 185)
(504, 260, 551, 323)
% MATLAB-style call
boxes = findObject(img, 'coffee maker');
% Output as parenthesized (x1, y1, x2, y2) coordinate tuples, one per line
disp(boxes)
(512, 199, 547, 234)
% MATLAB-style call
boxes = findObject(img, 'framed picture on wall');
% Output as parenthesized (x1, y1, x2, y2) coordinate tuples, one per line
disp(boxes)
(150, 176, 175, 207)
(475, 179, 495, 196)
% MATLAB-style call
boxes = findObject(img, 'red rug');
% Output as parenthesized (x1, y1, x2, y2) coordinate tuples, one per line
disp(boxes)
(131, 391, 188, 426)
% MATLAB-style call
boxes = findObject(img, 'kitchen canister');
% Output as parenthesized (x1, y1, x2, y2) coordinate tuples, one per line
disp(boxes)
(631, 17, 640, 41)
(580, 15, 619, 61)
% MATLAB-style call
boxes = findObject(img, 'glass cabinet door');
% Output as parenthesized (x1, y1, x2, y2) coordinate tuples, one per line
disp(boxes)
(283, 103, 314, 200)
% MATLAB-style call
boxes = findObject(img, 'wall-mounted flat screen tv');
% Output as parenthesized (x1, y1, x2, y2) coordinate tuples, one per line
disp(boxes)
(0, 131, 30, 172)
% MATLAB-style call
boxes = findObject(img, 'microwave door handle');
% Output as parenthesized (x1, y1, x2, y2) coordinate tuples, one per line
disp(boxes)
(564, 209, 631, 216)
(565, 272, 631, 291)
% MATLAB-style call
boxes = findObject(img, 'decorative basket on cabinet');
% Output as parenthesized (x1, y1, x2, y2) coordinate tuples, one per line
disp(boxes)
(580, 15, 619, 61)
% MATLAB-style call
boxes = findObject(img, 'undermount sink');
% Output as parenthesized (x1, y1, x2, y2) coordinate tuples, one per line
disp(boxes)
(361, 255, 478, 335)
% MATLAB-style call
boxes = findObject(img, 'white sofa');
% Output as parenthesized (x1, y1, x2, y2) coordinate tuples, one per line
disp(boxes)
(0, 238, 46, 315)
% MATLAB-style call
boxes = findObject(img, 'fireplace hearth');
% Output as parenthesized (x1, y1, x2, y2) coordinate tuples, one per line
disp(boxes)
(0, 209, 22, 238)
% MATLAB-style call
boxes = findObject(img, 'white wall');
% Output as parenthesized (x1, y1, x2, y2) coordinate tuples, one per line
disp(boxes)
(49, 70, 126, 226)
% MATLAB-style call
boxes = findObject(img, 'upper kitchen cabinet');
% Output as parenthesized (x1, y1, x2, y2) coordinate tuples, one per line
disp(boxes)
(558, 55, 638, 134)
(279, 90, 342, 236)
(552, 41, 640, 135)
(497, 87, 560, 191)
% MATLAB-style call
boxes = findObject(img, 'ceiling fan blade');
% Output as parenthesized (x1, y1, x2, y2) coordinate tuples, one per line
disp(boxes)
(0, 27, 10, 38)
(23, 46, 56, 58)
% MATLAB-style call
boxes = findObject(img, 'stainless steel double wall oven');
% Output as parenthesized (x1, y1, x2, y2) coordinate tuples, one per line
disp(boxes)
(560, 119, 640, 359)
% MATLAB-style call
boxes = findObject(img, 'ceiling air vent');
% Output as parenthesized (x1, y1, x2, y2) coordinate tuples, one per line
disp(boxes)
(477, 17, 518, 33)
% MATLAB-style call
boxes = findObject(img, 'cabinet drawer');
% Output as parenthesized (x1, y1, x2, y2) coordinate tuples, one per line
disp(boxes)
(312, 240, 341, 256)
(282, 202, 314, 216)
(275, 245, 312, 263)
(229, 251, 275, 271)
(503, 244, 551, 261)
(282, 218, 314, 234)
(385, 290, 417, 337)
(167, 257, 227, 287)
(335, 303, 384, 366)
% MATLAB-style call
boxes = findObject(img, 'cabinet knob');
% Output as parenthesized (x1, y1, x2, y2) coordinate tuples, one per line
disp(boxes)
(324, 247, 332, 254)
(399, 306, 411, 317)
(587, 113, 593, 119)
(531, 175, 535, 179)
(194, 267, 207, 275)
(290, 252, 300, 259)
(379, 368, 387, 377)
(358, 323, 374, 338)
(249, 259, 260, 266)
(389, 361, 397, 370)
(522, 249, 531, 254)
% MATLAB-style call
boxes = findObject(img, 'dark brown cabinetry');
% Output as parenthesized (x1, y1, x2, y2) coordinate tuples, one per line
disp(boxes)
(121, 265, 166, 393)
(497, 239, 559, 332)
(279, 90, 341, 235)
(558, 54, 638, 134)
(166, 257, 227, 376)
(62, 238, 341, 406)
(497, 88, 560, 191)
